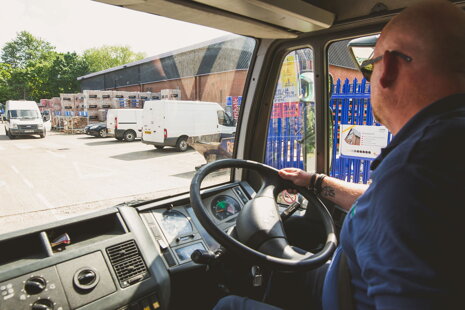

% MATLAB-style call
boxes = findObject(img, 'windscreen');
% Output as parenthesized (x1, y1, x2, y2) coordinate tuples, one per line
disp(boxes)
(0, 0, 256, 233)
(9, 110, 40, 119)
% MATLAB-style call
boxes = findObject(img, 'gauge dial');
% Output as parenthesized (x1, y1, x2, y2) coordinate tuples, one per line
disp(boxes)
(157, 209, 193, 242)
(211, 195, 241, 221)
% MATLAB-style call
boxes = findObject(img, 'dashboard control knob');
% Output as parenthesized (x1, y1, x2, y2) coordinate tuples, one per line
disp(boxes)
(31, 299, 54, 310)
(73, 267, 99, 291)
(24, 276, 47, 295)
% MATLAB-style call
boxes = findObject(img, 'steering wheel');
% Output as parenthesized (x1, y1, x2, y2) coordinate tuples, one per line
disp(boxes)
(190, 159, 337, 271)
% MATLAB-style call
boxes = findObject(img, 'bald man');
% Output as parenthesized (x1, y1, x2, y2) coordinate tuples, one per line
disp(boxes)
(214, 1, 465, 310)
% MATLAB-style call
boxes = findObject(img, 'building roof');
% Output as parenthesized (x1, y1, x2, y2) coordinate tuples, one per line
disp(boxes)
(77, 36, 356, 90)
(328, 39, 358, 70)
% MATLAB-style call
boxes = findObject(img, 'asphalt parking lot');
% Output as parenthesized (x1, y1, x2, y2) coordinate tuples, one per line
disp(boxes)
(0, 125, 227, 234)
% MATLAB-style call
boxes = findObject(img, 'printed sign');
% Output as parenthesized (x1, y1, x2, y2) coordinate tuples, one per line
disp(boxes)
(340, 125, 389, 159)
(272, 52, 300, 119)
(271, 102, 300, 119)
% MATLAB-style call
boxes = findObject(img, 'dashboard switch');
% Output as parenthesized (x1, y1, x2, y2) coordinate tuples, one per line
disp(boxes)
(191, 249, 216, 265)
(25, 276, 47, 295)
(31, 299, 54, 310)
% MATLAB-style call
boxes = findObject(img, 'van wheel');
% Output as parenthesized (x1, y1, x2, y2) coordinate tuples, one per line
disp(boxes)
(154, 145, 164, 150)
(176, 137, 188, 152)
(99, 129, 107, 138)
(39, 130, 46, 138)
(123, 130, 136, 142)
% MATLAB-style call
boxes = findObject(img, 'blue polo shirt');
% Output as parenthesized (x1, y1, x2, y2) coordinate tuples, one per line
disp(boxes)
(323, 93, 465, 310)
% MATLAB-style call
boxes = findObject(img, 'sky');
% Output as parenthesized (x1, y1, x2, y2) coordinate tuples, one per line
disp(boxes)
(0, 0, 229, 57)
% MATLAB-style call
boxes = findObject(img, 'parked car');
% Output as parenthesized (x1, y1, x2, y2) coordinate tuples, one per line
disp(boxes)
(86, 123, 108, 138)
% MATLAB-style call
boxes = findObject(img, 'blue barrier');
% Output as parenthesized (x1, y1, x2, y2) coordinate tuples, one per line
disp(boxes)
(265, 102, 305, 170)
(265, 77, 391, 184)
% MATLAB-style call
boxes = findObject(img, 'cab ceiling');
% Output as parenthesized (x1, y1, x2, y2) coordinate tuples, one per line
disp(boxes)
(95, 0, 465, 39)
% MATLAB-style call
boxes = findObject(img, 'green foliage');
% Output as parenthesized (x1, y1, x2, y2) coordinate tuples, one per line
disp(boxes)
(47, 52, 90, 96)
(83, 45, 146, 73)
(0, 32, 143, 103)
(1, 31, 54, 69)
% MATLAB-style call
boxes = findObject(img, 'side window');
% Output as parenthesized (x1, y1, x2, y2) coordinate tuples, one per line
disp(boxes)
(327, 36, 390, 184)
(265, 48, 316, 173)
(217, 110, 225, 125)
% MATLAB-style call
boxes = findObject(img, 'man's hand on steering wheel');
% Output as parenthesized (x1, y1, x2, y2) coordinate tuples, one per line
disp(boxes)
(190, 159, 337, 272)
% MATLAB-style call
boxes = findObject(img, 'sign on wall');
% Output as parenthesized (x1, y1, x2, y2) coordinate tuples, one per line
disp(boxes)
(340, 124, 389, 159)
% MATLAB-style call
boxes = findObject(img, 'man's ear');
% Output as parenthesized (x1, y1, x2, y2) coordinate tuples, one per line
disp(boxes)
(379, 50, 399, 88)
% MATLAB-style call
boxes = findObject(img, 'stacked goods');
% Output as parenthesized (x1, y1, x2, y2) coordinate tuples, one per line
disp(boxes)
(139, 92, 151, 108)
(63, 117, 88, 134)
(83, 90, 100, 122)
(84, 90, 100, 108)
(113, 91, 127, 108)
(39, 99, 49, 108)
(98, 109, 107, 122)
(75, 93, 85, 111)
(127, 92, 140, 108)
(151, 92, 161, 100)
(50, 97, 62, 114)
(100, 91, 114, 109)
(161, 89, 181, 100)
(88, 109, 99, 121)
(61, 94, 76, 114)
(52, 116, 65, 130)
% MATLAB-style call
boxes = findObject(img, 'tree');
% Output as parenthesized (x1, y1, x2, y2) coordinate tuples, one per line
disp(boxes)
(0, 32, 90, 102)
(1, 31, 54, 69)
(0, 63, 13, 103)
(47, 52, 89, 96)
(83, 45, 146, 73)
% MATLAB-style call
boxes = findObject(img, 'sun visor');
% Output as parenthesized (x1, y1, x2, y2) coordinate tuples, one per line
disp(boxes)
(95, 0, 335, 39)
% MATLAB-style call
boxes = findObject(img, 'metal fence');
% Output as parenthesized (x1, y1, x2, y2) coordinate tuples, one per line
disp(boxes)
(265, 78, 391, 184)
(265, 102, 305, 170)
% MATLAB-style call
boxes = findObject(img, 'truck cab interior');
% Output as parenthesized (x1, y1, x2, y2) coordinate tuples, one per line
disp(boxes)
(1, 1, 463, 310)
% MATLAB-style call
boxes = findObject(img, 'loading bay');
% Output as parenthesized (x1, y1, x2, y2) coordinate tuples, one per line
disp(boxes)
(0, 126, 226, 234)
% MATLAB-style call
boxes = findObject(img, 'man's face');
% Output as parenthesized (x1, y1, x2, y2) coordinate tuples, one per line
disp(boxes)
(369, 39, 388, 125)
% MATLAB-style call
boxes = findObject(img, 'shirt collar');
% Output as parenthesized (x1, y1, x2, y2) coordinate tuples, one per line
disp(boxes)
(370, 93, 465, 170)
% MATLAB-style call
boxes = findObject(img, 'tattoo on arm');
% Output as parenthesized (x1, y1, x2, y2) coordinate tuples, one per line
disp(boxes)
(321, 186, 335, 198)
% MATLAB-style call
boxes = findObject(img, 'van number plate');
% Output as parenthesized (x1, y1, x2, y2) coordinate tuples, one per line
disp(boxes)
(24, 130, 34, 133)
(144, 131, 152, 134)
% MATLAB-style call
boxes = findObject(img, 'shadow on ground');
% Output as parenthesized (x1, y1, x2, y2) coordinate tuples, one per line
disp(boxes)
(110, 148, 191, 161)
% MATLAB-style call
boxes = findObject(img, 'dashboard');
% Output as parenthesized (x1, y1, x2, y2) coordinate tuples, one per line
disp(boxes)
(0, 182, 254, 310)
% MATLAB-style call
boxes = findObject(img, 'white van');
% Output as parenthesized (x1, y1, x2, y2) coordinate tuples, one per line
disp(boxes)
(142, 100, 236, 151)
(107, 109, 143, 142)
(3, 100, 46, 139)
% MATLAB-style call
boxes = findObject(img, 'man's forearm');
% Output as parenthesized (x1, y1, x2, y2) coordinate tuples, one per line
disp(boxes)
(318, 176, 367, 211)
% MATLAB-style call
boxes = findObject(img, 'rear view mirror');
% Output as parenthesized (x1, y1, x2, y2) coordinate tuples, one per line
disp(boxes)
(348, 34, 379, 71)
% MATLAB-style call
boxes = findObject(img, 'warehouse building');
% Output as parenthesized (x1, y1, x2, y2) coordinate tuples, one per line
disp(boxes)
(77, 35, 360, 105)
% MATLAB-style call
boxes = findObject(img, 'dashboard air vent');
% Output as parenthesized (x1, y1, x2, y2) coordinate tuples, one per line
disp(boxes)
(106, 240, 149, 288)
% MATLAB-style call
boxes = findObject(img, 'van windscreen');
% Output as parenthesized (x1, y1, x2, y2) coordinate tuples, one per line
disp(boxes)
(9, 110, 39, 119)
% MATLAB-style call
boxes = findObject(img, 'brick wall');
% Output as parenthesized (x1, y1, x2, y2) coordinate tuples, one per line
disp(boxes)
(108, 67, 360, 104)
(329, 65, 363, 83)
(113, 70, 248, 106)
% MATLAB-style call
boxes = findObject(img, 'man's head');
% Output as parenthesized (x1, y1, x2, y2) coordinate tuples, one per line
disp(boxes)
(370, 0, 465, 134)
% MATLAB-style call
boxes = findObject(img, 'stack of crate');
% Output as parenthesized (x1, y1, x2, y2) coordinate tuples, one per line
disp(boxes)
(98, 91, 115, 122)
(61, 94, 77, 116)
(113, 91, 127, 108)
(75, 93, 86, 116)
(161, 89, 181, 100)
(83, 90, 101, 122)
(151, 92, 161, 100)
(126, 92, 140, 108)
(139, 92, 151, 108)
